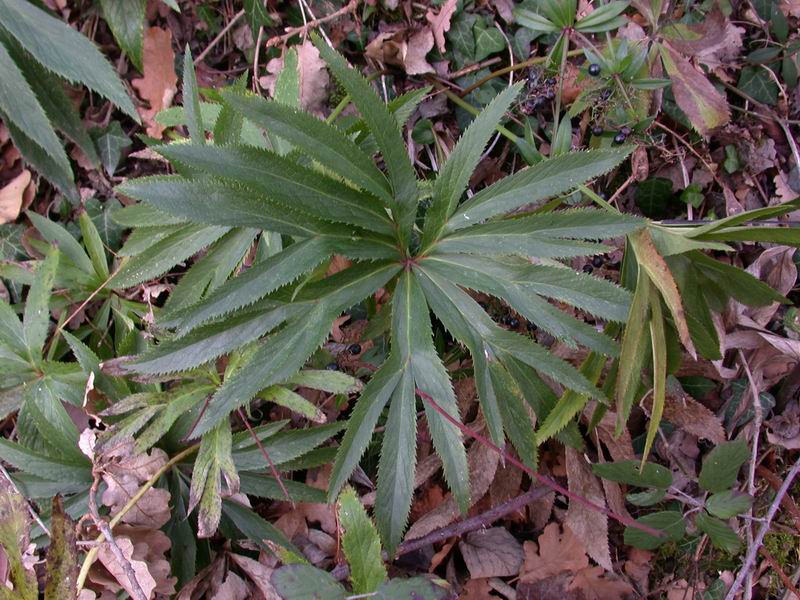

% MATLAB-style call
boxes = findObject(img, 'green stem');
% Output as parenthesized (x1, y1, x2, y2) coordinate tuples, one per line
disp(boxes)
(75, 444, 200, 593)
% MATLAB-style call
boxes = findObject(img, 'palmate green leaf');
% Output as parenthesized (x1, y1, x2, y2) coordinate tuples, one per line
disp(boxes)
(23, 389, 85, 464)
(116, 176, 326, 237)
(376, 367, 416, 554)
(78, 211, 109, 280)
(23, 247, 58, 361)
(1, 30, 98, 165)
(43, 497, 78, 600)
(182, 45, 204, 145)
(288, 369, 362, 394)
(0, 0, 137, 119)
(687, 251, 787, 308)
(437, 209, 644, 258)
(221, 499, 300, 556)
(261, 386, 326, 423)
(0, 439, 92, 483)
(99, 0, 146, 70)
(668, 255, 721, 360)
(445, 147, 633, 232)
(489, 361, 537, 468)
(328, 354, 404, 501)
(190, 422, 239, 538)
(26, 211, 94, 275)
(109, 223, 230, 289)
(398, 272, 470, 514)
(0, 40, 70, 174)
(641, 291, 667, 467)
(0, 481, 37, 600)
(130, 302, 304, 375)
(339, 487, 387, 593)
(164, 236, 333, 333)
(221, 91, 392, 203)
(313, 35, 418, 244)
(0, 298, 26, 359)
(421, 84, 523, 249)
(239, 472, 326, 503)
(421, 254, 621, 354)
(1, 116, 75, 198)
(162, 227, 257, 316)
(232, 422, 344, 472)
(156, 144, 395, 236)
(133, 386, 210, 452)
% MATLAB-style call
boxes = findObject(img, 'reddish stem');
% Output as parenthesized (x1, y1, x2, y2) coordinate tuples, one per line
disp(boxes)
(237, 408, 293, 506)
(417, 388, 665, 538)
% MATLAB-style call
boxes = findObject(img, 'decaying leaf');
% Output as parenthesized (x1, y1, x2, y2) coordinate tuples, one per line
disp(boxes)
(519, 523, 589, 583)
(365, 29, 435, 75)
(0, 169, 31, 225)
(426, 0, 457, 53)
(565, 448, 612, 571)
(642, 377, 725, 443)
(458, 527, 524, 578)
(659, 43, 730, 135)
(131, 27, 178, 138)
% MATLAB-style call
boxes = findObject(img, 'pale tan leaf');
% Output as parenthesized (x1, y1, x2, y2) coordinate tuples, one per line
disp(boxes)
(566, 566, 634, 600)
(642, 377, 725, 443)
(565, 448, 612, 571)
(0, 169, 31, 224)
(458, 527, 524, 578)
(519, 523, 589, 583)
(131, 27, 177, 139)
(297, 40, 330, 116)
(405, 29, 435, 75)
(212, 572, 250, 600)
(426, 0, 457, 53)
(96, 537, 157, 600)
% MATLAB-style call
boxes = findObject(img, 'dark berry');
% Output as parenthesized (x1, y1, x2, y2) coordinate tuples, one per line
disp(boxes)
(613, 132, 626, 145)
(326, 362, 339, 371)
(620, 125, 632, 136)
(545, 77, 557, 85)
(592, 255, 604, 268)
(508, 318, 520, 329)
(582, 264, 594, 274)
(600, 88, 612, 100)
(348, 343, 362, 355)
(588, 63, 601, 76)
(591, 125, 604, 136)
(527, 320, 538, 332)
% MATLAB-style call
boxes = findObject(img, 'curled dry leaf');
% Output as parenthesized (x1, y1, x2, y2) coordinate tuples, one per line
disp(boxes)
(519, 523, 589, 583)
(366, 29, 435, 75)
(131, 27, 178, 139)
(229, 553, 280, 600)
(458, 527, 524, 579)
(564, 448, 612, 571)
(766, 401, 800, 450)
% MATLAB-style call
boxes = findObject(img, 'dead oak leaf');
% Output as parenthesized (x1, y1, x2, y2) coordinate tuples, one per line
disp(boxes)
(565, 448, 612, 571)
(426, 0, 457, 53)
(131, 27, 177, 139)
(567, 566, 634, 600)
(519, 523, 589, 583)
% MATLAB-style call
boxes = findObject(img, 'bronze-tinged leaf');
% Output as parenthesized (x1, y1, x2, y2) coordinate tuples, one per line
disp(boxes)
(630, 228, 696, 359)
(660, 7, 727, 55)
(564, 448, 612, 571)
(44, 497, 78, 600)
(659, 43, 730, 135)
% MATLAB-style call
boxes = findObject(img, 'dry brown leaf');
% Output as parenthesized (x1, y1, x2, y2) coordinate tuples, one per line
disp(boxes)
(781, 0, 800, 16)
(565, 448, 612, 571)
(426, 0, 457, 53)
(766, 401, 800, 449)
(365, 29, 435, 75)
(566, 566, 634, 600)
(519, 523, 589, 583)
(642, 377, 725, 443)
(458, 527, 524, 578)
(0, 169, 31, 224)
(744, 246, 797, 326)
(623, 548, 652, 594)
(461, 577, 494, 599)
(100, 442, 171, 528)
(297, 40, 330, 116)
(406, 441, 500, 540)
(666, 578, 705, 599)
(213, 572, 250, 600)
(297, 465, 337, 534)
(95, 537, 157, 599)
(593, 407, 636, 461)
(131, 27, 177, 138)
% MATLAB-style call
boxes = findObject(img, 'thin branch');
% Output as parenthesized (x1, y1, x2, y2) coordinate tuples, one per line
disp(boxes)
(266, 0, 358, 48)
(194, 9, 246, 65)
(724, 455, 800, 600)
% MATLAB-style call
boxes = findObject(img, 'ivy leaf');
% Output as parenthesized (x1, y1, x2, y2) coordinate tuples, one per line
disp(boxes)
(338, 487, 387, 594)
(698, 439, 750, 493)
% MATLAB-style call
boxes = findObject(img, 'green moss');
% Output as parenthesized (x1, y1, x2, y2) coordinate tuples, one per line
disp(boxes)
(763, 531, 800, 594)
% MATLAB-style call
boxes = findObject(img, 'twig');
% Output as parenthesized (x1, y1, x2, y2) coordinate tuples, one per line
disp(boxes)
(460, 49, 585, 96)
(739, 349, 764, 600)
(76, 445, 199, 594)
(756, 465, 800, 533)
(236, 408, 293, 505)
(724, 455, 800, 600)
(0, 463, 50, 537)
(87, 475, 147, 600)
(266, 0, 358, 48)
(399, 485, 551, 555)
(194, 9, 246, 65)
(417, 389, 665, 537)
(759, 546, 800, 599)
